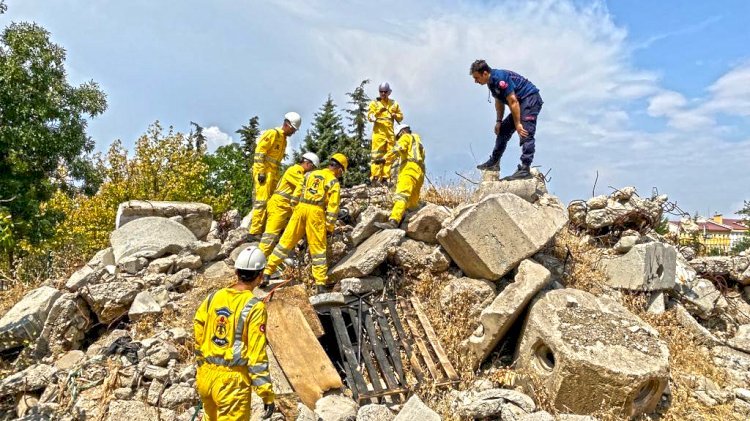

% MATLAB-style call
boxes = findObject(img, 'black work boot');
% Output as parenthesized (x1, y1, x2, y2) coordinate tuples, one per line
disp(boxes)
(374, 219, 399, 230)
(506, 164, 531, 180)
(476, 158, 500, 171)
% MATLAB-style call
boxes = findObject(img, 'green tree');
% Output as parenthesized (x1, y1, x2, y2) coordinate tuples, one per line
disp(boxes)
(0, 22, 107, 266)
(204, 143, 254, 215)
(236, 116, 261, 161)
(731, 200, 750, 254)
(295, 95, 348, 170)
(340, 80, 372, 186)
(190, 121, 207, 152)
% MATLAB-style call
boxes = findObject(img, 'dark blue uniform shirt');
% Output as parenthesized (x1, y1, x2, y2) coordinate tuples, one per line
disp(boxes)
(488, 69, 539, 105)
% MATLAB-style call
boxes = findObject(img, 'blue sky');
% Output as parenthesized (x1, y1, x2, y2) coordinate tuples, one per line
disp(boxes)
(3, 0, 749, 218)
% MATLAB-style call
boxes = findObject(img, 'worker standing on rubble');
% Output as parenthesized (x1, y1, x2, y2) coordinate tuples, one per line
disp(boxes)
(263, 153, 348, 294)
(193, 247, 275, 420)
(374, 124, 425, 230)
(470, 59, 543, 180)
(368, 82, 403, 186)
(258, 152, 320, 258)
(249, 112, 302, 237)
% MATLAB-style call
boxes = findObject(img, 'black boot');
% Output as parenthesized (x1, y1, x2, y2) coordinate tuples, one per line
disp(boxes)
(506, 164, 531, 180)
(476, 158, 500, 171)
(374, 219, 399, 230)
(315, 284, 333, 295)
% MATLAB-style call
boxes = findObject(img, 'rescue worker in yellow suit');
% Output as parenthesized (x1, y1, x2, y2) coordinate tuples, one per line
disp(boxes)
(367, 82, 403, 186)
(258, 152, 320, 258)
(249, 112, 302, 237)
(263, 153, 348, 294)
(194, 246, 275, 421)
(374, 124, 425, 230)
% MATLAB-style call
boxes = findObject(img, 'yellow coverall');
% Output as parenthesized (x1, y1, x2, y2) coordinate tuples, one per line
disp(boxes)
(367, 99, 403, 181)
(194, 288, 274, 421)
(259, 163, 306, 256)
(384, 132, 425, 223)
(249, 128, 287, 235)
(264, 168, 340, 286)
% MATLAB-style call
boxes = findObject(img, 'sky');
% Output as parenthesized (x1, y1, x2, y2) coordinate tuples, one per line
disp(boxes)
(3, 0, 749, 218)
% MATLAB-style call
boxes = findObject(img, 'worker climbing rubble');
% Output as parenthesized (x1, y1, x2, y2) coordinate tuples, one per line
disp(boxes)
(193, 247, 275, 420)
(367, 82, 403, 186)
(374, 123, 425, 230)
(470, 59, 543, 180)
(249, 112, 302, 237)
(258, 152, 320, 260)
(263, 153, 348, 294)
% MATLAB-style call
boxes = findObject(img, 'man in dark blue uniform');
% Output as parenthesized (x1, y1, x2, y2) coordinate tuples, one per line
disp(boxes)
(470, 59, 543, 179)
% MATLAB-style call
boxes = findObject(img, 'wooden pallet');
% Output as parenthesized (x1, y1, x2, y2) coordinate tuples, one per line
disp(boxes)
(324, 294, 459, 403)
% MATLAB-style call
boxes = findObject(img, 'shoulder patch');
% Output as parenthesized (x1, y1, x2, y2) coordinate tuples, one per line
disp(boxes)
(499, 80, 508, 89)
(259, 324, 266, 333)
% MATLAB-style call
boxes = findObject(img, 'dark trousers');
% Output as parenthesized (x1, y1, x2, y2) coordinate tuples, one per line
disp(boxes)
(490, 92, 543, 166)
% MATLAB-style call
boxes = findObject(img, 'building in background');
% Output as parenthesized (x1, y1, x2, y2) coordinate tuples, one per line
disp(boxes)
(669, 214, 747, 255)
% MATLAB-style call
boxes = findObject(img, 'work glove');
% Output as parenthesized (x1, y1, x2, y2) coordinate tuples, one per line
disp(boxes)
(261, 402, 275, 419)
(373, 158, 385, 165)
(257, 173, 267, 185)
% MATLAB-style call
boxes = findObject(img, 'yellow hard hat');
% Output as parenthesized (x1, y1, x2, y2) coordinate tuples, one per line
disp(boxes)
(330, 153, 349, 172)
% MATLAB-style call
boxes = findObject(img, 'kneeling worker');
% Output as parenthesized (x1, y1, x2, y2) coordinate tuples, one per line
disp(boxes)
(258, 152, 320, 257)
(263, 153, 348, 294)
(193, 247, 275, 420)
(374, 123, 425, 230)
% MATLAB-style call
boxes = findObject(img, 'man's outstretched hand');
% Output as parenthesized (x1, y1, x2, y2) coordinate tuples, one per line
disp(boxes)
(261, 402, 275, 419)
(494, 122, 501, 135)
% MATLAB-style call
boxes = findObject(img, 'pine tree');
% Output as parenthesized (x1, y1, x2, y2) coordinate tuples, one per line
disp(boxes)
(190, 121, 207, 152)
(340, 80, 372, 186)
(296, 95, 347, 168)
(236, 116, 261, 161)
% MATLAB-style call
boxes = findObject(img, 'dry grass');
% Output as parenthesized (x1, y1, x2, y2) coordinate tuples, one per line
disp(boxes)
(421, 179, 475, 209)
(549, 227, 609, 294)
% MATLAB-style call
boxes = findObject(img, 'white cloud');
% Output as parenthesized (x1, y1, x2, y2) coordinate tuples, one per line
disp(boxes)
(647, 91, 687, 117)
(202, 126, 234, 152)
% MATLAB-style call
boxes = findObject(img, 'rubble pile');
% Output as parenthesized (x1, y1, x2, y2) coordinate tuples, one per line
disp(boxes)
(2, 176, 750, 420)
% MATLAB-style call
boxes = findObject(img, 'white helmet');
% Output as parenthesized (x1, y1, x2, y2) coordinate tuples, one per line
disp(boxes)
(234, 246, 266, 271)
(302, 152, 320, 167)
(394, 123, 410, 136)
(379, 82, 391, 93)
(284, 112, 302, 130)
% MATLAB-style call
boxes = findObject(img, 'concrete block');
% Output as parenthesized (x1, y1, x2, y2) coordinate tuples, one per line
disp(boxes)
(601, 242, 676, 291)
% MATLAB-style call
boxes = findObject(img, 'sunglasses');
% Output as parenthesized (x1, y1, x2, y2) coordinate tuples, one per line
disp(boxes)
(379, 90, 389, 93)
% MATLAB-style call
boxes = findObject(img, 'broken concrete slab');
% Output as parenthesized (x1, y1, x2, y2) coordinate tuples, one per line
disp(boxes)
(437, 193, 567, 281)
(81, 281, 141, 324)
(390, 238, 451, 274)
(110, 216, 197, 263)
(310, 292, 346, 307)
(466, 260, 551, 367)
(711, 346, 750, 386)
(115, 200, 212, 239)
(314, 394, 358, 421)
(472, 170, 548, 204)
(673, 303, 723, 347)
(600, 242, 676, 291)
(175, 254, 202, 270)
(31, 292, 91, 359)
(0, 286, 61, 352)
(0, 364, 57, 397)
(339, 276, 384, 295)
(728, 324, 750, 354)
(404, 203, 451, 244)
(646, 291, 666, 314)
(393, 395, 440, 421)
(217, 227, 250, 259)
(678, 277, 728, 319)
(329, 229, 404, 282)
(147, 255, 177, 274)
(107, 399, 177, 420)
(188, 239, 221, 263)
(202, 260, 234, 281)
(351, 206, 389, 246)
(357, 404, 394, 421)
(515, 289, 670, 417)
(454, 388, 536, 419)
(128, 291, 162, 321)
(65, 264, 105, 291)
(118, 255, 148, 274)
(440, 277, 496, 319)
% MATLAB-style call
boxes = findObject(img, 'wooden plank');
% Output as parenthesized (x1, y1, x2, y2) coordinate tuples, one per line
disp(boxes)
(363, 310, 399, 390)
(385, 300, 424, 383)
(346, 307, 384, 395)
(400, 298, 442, 380)
(267, 347, 294, 396)
(267, 300, 342, 409)
(271, 284, 324, 337)
(329, 308, 359, 400)
(330, 307, 369, 396)
(373, 302, 406, 385)
(410, 296, 460, 381)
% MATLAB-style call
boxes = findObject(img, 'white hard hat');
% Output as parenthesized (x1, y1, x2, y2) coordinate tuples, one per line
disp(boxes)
(284, 112, 302, 130)
(394, 123, 410, 136)
(302, 152, 320, 167)
(379, 82, 391, 93)
(234, 246, 267, 271)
